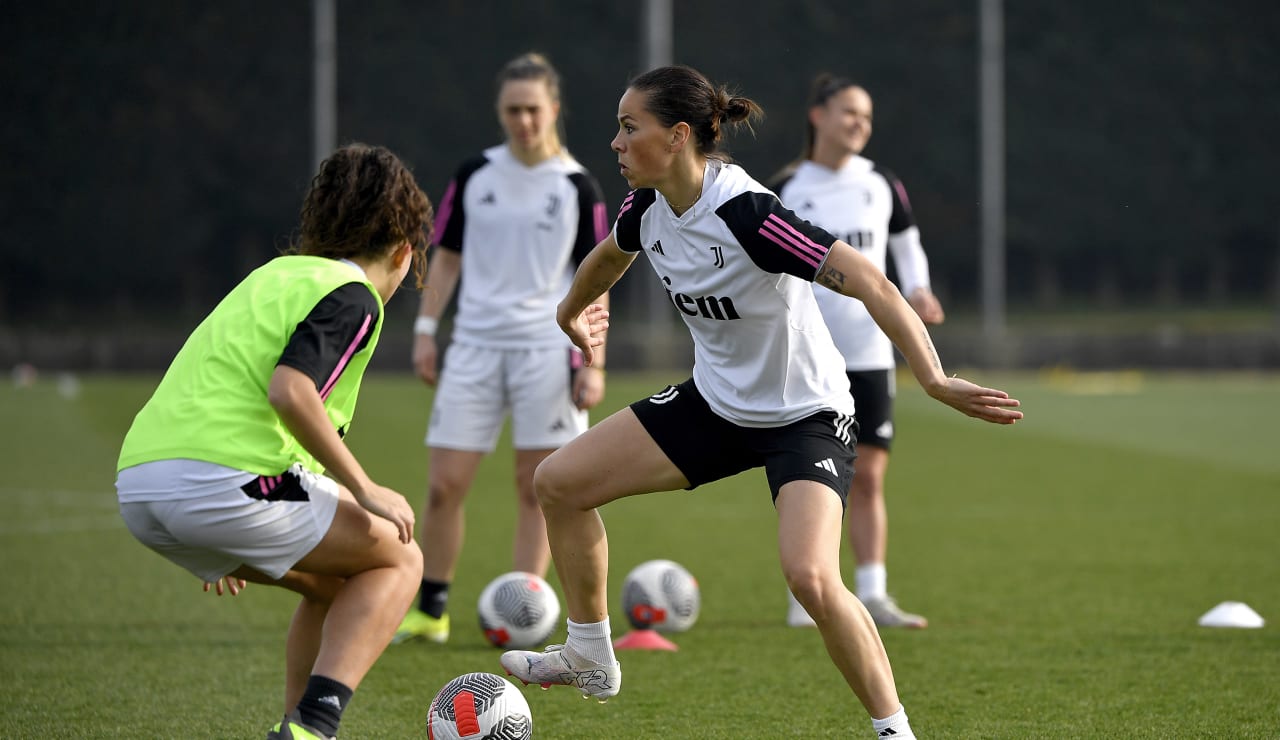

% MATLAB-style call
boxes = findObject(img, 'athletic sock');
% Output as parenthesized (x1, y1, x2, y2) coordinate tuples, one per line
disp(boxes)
(295, 674, 352, 738)
(418, 578, 450, 618)
(855, 563, 888, 601)
(871, 704, 915, 738)
(566, 617, 616, 666)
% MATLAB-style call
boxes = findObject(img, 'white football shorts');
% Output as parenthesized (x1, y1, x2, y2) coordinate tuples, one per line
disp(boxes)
(426, 343, 588, 452)
(117, 459, 340, 582)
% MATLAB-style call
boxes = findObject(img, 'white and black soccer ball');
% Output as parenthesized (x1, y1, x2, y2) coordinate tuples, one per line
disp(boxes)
(477, 571, 560, 648)
(427, 672, 532, 740)
(621, 559, 700, 633)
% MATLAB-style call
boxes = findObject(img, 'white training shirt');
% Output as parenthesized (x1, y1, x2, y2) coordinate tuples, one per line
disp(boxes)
(773, 156, 932, 370)
(433, 144, 609, 347)
(613, 160, 853, 427)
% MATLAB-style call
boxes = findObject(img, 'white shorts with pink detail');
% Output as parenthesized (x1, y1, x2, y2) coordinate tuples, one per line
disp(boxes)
(116, 458, 339, 582)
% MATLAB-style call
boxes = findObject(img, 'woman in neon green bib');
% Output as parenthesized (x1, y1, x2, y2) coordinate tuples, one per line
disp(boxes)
(116, 143, 432, 740)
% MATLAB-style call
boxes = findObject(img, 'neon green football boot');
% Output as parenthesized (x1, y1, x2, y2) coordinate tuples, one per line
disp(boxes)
(266, 713, 335, 740)
(391, 607, 449, 644)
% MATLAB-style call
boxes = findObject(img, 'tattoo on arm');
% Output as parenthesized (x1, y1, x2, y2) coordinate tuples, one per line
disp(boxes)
(923, 330, 942, 372)
(816, 264, 846, 293)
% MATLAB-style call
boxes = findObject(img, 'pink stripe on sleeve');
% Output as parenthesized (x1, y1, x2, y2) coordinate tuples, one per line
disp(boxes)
(759, 214, 828, 265)
(593, 202, 608, 242)
(615, 190, 638, 219)
(319, 313, 373, 400)
(892, 179, 913, 213)
(758, 228, 821, 268)
(433, 180, 457, 241)
(766, 214, 829, 256)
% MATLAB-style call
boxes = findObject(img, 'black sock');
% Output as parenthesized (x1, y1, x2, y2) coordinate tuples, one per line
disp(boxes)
(295, 674, 352, 738)
(418, 578, 450, 618)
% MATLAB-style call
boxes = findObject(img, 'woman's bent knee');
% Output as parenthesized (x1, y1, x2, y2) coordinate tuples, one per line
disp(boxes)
(394, 540, 424, 583)
(532, 453, 574, 509)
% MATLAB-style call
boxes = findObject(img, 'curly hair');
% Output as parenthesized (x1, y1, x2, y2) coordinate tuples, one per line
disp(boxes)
(293, 143, 433, 288)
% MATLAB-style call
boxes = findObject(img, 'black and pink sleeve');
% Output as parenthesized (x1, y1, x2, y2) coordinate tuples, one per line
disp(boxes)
(876, 166, 918, 235)
(431, 155, 487, 253)
(277, 283, 380, 401)
(568, 171, 609, 266)
(612, 188, 657, 253)
(716, 191, 839, 280)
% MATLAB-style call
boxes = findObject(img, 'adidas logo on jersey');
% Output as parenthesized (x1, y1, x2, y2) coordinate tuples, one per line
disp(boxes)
(650, 240, 664, 255)
(660, 275, 740, 321)
(479, 191, 496, 204)
(813, 458, 837, 475)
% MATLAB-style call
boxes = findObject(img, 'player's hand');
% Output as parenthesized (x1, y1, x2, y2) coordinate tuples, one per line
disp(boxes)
(572, 365, 606, 410)
(412, 334, 439, 386)
(353, 484, 417, 544)
(931, 377, 1023, 424)
(908, 288, 945, 325)
(563, 304, 609, 367)
(203, 576, 247, 596)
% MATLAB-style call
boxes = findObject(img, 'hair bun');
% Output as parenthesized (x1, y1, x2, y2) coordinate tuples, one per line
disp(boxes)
(723, 96, 757, 124)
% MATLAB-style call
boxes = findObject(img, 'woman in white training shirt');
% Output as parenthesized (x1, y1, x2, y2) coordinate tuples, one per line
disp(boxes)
(500, 65, 1022, 740)
(772, 74, 944, 631)
(395, 53, 610, 645)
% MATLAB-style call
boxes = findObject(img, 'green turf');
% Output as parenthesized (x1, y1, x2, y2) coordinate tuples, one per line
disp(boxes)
(1, 371, 1277, 738)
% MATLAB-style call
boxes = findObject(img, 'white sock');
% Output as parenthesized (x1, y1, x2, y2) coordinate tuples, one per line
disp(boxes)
(856, 563, 887, 600)
(566, 617, 616, 666)
(871, 704, 915, 738)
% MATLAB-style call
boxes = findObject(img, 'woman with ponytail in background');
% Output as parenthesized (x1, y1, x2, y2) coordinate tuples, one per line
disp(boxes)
(394, 52, 611, 646)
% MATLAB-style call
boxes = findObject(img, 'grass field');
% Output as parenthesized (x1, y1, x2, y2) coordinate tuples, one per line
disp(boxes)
(2, 370, 1278, 738)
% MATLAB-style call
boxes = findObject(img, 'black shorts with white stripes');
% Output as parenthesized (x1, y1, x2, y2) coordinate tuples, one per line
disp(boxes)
(847, 368, 895, 451)
(629, 378, 859, 505)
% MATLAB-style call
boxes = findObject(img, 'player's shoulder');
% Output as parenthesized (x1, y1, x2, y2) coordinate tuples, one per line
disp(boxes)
(775, 159, 847, 195)
(708, 162, 780, 218)
(308, 280, 380, 319)
(706, 161, 774, 204)
(864, 157, 905, 186)
(613, 188, 659, 252)
(452, 149, 495, 182)
(552, 150, 589, 174)
(617, 188, 658, 219)
(559, 154, 605, 195)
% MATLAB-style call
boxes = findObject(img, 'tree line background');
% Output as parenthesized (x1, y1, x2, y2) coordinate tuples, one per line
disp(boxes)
(2, 1, 1278, 367)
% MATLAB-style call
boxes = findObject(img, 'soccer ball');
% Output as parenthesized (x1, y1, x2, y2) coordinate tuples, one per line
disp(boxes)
(477, 571, 560, 648)
(621, 559, 700, 633)
(427, 672, 532, 740)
